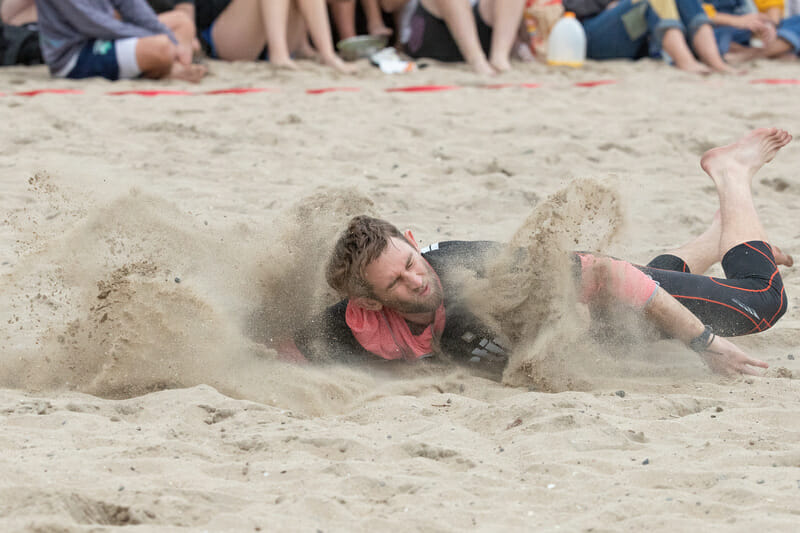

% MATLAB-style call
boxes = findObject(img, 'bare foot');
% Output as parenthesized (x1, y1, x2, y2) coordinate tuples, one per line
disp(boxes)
(724, 48, 763, 64)
(368, 24, 393, 37)
(712, 62, 746, 75)
(271, 57, 299, 70)
(676, 60, 712, 75)
(489, 56, 512, 73)
(323, 54, 358, 74)
(169, 62, 207, 83)
(775, 52, 799, 62)
(294, 43, 319, 61)
(771, 244, 794, 267)
(470, 58, 497, 76)
(700, 128, 793, 184)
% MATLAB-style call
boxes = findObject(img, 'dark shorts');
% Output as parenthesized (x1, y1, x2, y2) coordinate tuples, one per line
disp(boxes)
(199, 25, 219, 58)
(66, 39, 125, 80)
(639, 241, 787, 336)
(195, 0, 233, 31)
(405, 1, 493, 62)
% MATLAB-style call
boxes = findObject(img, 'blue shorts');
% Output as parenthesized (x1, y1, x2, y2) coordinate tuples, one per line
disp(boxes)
(66, 38, 140, 80)
(200, 25, 219, 59)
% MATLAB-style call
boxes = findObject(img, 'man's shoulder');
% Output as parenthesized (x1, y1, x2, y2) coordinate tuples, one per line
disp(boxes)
(421, 239, 503, 258)
(293, 299, 376, 364)
(422, 240, 505, 275)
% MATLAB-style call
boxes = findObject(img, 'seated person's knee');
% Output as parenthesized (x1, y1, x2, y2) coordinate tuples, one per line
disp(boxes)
(166, 9, 197, 36)
(140, 35, 176, 77)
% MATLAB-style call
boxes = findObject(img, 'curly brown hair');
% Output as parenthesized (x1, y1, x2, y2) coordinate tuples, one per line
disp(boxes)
(326, 215, 406, 298)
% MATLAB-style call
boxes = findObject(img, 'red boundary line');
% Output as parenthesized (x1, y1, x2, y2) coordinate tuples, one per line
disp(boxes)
(306, 87, 361, 94)
(107, 90, 194, 96)
(14, 89, 85, 96)
(750, 78, 800, 85)
(385, 85, 459, 93)
(204, 87, 276, 95)
(2, 79, 796, 97)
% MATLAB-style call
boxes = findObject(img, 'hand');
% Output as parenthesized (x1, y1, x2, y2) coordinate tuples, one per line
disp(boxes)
(699, 335, 768, 376)
(175, 43, 193, 66)
(755, 20, 777, 46)
(735, 13, 766, 31)
(735, 13, 776, 44)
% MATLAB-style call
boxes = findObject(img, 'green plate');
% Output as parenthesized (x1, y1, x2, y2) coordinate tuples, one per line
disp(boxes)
(336, 35, 390, 61)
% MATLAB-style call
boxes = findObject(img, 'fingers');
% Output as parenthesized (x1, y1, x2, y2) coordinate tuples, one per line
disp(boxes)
(702, 336, 769, 376)
(744, 356, 769, 369)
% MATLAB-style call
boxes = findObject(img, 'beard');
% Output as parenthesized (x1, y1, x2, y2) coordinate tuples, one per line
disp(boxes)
(379, 263, 444, 314)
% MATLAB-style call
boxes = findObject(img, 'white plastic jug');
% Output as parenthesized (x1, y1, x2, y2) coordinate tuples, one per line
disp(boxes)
(546, 12, 586, 67)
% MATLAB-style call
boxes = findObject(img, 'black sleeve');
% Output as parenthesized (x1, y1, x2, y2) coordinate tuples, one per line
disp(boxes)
(147, 0, 191, 14)
(562, 0, 614, 19)
(293, 300, 376, 364)
(422, 240, 506, 279)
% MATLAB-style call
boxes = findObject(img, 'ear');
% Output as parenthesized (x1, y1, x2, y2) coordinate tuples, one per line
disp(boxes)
(350, 296, 383, 311)
(404, 229, 420, 252)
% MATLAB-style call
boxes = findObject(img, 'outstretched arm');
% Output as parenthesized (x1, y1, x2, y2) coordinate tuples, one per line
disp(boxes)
(644, 287, 769, 376)
(579, 253, 768, 376)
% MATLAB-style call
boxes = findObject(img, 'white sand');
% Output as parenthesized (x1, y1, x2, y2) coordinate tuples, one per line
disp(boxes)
(1, 58, 799, 531)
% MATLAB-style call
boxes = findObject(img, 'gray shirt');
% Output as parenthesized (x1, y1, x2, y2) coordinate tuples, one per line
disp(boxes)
(35, 0, 176, 75)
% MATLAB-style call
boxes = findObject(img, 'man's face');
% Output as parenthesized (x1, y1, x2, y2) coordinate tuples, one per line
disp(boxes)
(361, 237, 443, 314)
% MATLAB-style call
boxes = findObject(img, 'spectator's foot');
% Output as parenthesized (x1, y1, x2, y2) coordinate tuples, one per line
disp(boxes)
(712, 63, 746, 75)
(169, 62, 207, 83)
(294, 43, 319, 61)
(323, 54, 358, 74)
(272, 57, 299, 70)
(724, 48, 762, 64)
(368, 24, 393, 37)
(470, 58, 497, 76)
(775, 52, 799, 62)
(676, 60, 711, 74)
(489, 56, 512, 73)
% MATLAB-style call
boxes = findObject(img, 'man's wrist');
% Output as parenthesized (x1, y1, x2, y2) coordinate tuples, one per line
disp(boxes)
(689, 325, 715, 352)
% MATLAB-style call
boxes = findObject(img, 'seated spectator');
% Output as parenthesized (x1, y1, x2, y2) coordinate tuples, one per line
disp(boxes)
(563, 0, 736, 73)
(34, 0, 206, 81)
(705, 0, 800, 61)
(194, 0, 356, 73)
(385, 0, 527, 76)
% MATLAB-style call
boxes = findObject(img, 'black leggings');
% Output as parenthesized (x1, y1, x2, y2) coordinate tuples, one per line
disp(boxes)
(639, 241, 787, 337)
(405, 1, 492, 62)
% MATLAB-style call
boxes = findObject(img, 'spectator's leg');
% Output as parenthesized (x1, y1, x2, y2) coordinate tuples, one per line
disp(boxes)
(210, 0, 275, 61)
(478, 0, 525, 72)
(330, 0, 358, 40)
(293, 0, 357, 72)
(362, 0, 393, 36)
(421, 0, 495, 75)
(136, 34, 205, 82)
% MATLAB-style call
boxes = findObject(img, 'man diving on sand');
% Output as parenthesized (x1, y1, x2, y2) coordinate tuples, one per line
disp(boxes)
(280, 128, 793, 376)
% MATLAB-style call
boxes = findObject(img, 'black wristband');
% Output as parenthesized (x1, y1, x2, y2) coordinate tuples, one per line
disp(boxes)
(689, 325, 715, 352)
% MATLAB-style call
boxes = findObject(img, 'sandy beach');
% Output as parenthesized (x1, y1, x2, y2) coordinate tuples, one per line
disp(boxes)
(1, 56, 800, 531)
